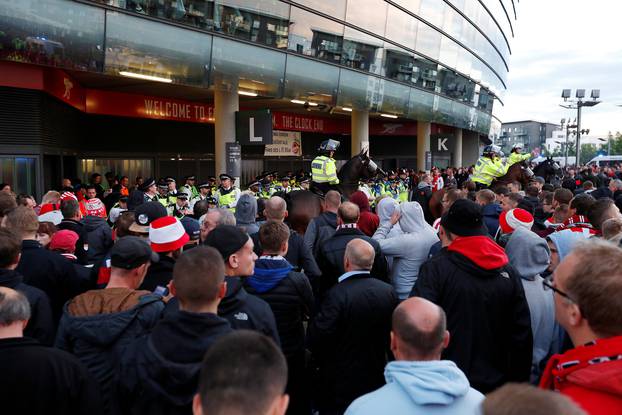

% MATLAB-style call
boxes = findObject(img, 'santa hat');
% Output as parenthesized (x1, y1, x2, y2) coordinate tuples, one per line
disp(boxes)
(84, 198, 107, 218)
(149, 216, 189, 252)
(499, 208, 534, 234)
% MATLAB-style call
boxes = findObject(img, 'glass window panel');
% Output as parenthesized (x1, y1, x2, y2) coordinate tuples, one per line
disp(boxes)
(288, 6, 344, 63)
(284, 55, 339, 105)
(342, 27, 383, 74)
(292, 0, 347, 20)
(442, 6, 464, 40)
(384, 46, 415, 84)
(392, 0, 421, 14)
(419, 0, 446, 29)
(379, 80, 410, 115)
(345, 0, 387, 38)
(408, 88, 434, 121)
(385, 5, 418, 50)
(15, 157, 36, 197)
(438, 37, 458, 73)
(0, 0, 104, 71)
(438, 67, 475, 104)
(211, 36, 285, 96)
(105, 12, 211, 87)
(337, 68, 382, 110)
(412, 56, 438, 92)
(213, 0, 290, 48)
(415, 24, 441, 60)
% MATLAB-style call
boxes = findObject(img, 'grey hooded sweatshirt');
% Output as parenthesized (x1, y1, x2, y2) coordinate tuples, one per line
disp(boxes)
(505, 227, 557, 383)
(235, 193, 259, 235)
(373, 202, 438, 300)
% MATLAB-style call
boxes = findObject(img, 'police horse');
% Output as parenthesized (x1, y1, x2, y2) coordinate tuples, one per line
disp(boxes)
(287, 148, 385, 235)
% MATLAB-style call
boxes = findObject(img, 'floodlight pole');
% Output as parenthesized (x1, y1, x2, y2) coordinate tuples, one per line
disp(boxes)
(576, 102, 582, 166)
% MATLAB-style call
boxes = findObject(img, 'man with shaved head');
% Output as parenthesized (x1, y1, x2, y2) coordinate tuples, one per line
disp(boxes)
(316, 201, 388, 299)
(310, 239, 398, 414)
(251, 196, 320, 281)
(345, 297, 484, 414)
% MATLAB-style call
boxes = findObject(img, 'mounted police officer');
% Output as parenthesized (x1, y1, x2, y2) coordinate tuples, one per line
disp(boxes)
(507, 143, 535, 178)
(311, 139, 340, 194)
(215, 173, 240, 211)
(471, 144, 508, 189)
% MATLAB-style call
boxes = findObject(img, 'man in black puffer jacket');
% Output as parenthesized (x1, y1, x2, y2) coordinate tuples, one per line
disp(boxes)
(245, 221, 314, 415)
(410, 199, 532, 393)
(316, 202, 388, 299)
(119, 247, 232, 415)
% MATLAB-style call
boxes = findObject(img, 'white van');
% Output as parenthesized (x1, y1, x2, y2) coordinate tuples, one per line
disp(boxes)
(587, 155, 622, 167)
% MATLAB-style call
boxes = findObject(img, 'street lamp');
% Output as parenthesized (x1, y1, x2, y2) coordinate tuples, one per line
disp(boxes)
(560, 89, 601, 166)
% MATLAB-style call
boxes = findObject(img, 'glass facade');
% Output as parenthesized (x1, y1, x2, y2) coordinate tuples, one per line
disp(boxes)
(0, 0, 517, 136)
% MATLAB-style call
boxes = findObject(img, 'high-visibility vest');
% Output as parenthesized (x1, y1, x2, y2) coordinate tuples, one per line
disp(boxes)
(471, 157, 507, 186)
(216, 187, 239, 211)
(311, 155, 339, 184)
(507, 152, 531, 166)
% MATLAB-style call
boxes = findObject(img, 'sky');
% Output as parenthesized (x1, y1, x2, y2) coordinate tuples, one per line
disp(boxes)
(497, 0, 622, 138)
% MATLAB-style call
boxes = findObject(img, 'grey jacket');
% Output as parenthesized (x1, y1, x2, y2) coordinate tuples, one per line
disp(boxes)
(235, 193, 259, 235)
(373, 202, 438, 300)
(505, 227, 558, 383)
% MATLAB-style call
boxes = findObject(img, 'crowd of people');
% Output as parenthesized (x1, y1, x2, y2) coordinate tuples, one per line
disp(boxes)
(1, 159, 622, 415)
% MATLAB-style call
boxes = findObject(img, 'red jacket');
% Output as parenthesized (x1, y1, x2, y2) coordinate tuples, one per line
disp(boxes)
(540, 335, 622, 414)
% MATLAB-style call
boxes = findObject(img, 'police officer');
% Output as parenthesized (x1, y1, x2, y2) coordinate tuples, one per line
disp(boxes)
(471, 144, 508, 189)
(258, 174, 274, 199)
(311, 139, 340, 194)
(156, 179, 172, 207)
(247, 180, 261, 198)
(165, 177, 178, 197)
(507, 143, 535, 177)
(215, 173, 240, 211)
(190, 182, 212, 210)
(180, 175, 199, 199)
(173, 193, 191, 219)
(298, 176, 311, 191)
(141, 178, 158, 203)
(275, 176, 292, 193)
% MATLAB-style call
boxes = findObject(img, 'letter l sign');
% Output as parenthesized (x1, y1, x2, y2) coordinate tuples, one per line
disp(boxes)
(249, 117, 262, 142)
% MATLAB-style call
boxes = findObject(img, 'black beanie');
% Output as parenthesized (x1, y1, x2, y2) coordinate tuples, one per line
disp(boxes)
(203, 225, 249, 262)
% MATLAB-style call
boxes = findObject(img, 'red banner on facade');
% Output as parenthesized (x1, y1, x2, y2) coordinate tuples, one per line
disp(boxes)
(272, 111, 349, 134)
(45, 69, 86, 112)
(86, 90, 215, 123)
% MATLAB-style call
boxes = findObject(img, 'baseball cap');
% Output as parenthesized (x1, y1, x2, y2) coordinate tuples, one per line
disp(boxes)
(129, 202, 167, 233)
(110, 236, 159, 269)
(49, 230, 79, 253)
(203, 225, 250, 262)
(181, 216, 201, 241)
(149, 216, 189, 252)
(440, 198, 488, 237)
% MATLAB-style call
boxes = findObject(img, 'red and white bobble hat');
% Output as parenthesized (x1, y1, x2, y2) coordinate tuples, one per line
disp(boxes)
(499, 208, 534, 234)
(149, 216, 190, 253)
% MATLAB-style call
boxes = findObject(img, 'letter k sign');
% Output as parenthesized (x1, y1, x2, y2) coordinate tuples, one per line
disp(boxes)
(249, 117, 262, 142)
(438, 138, 448, 151)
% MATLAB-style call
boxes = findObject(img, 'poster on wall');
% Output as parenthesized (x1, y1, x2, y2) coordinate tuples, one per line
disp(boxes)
(264, 131, 302, 156)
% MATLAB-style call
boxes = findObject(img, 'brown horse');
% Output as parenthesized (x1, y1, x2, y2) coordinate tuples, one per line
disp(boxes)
(491, 163, 533, 191)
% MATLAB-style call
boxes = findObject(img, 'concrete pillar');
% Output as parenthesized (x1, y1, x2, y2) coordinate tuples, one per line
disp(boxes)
(351, 109, 369, 157)
(417, 121, 431, 171)
(454, 128, 463, 167)
(462, 130, 480, 167)
(214, 87, 239, 178)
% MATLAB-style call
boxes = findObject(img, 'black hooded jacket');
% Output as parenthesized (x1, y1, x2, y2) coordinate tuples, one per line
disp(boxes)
(119, 310, 232, 415)
(410, 236, 533, 393)
(0, 268, 55, 345)
(164, 277, 280, 345)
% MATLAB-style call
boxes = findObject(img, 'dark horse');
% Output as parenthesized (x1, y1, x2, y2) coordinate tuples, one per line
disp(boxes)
(533, 157, 562, 185)
(290, 148, 385, 235)
(310, 147, 385, 199)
